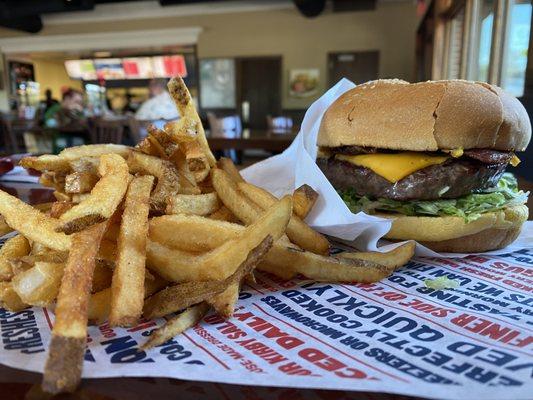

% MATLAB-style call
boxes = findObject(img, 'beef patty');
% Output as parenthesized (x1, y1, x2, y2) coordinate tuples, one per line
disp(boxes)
(317, 156, 508, 201)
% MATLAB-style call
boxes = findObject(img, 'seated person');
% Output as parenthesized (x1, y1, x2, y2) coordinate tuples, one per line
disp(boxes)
(44, 88, 85, 130)
(135, 79, 179, 123)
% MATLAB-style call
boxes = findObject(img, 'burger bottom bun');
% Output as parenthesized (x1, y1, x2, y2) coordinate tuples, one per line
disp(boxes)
(378, 204, 528, 253)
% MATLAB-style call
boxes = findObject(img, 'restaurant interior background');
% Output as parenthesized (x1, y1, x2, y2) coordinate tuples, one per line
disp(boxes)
(0, 0, 531, 186)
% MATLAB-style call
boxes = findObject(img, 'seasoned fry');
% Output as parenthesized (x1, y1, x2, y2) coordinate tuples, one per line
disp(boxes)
(53, 191, 71, 202)
(217, 157, 244, 183)
(109, 175, 154, 327)
(166, 193, 220, 216)
(0, 190, 71, 251)
(58, 154, 130, 234)
(0, 235, 30, 281)
(11, 262, 64, 306)
(168, 147, 199, 194)
(338, 241, 415, 269)
(164, 117, 197, 145)
(0, 282, 27, 311)
(167, 76, 216, 166)
(293, 184, 319, 219)
(144, 236, 272, 319)
(42, 222, 108, 394)
(238, 181, 329, 255)
(183, 140, 208, 171)
(64, 172, 98, 194)
(142, 303, 209, 350)
(69, 157, 99, 174)
(0, 215, 12, 237)
(146, 196, 291, 282)
(49, 202, 73, 218)
(20, 155, 71, 172)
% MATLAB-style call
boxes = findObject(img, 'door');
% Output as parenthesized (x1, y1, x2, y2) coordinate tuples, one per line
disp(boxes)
(328, 51, 380, 86)
(237, 57, 282, 130)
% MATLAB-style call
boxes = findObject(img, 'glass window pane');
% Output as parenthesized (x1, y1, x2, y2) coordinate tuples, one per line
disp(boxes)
(199, 59, 236, 109)
(447, 7, 465, 79)
(501, 0, 532, 96)
(476, 0, 495, 82)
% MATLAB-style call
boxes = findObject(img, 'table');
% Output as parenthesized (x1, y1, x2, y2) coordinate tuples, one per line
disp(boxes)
(207, 129, 296, 152)
(0, 176, 531, 400)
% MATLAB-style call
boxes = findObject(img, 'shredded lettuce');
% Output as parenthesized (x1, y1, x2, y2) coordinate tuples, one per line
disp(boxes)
(340, 173, 528, 223)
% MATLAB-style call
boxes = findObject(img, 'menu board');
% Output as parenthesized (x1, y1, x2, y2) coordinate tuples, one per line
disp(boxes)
(123, 57, 153, 79)
(64, 60, 97, 81)
(93, 58, 125, 80)
(152, 55, 188, 78)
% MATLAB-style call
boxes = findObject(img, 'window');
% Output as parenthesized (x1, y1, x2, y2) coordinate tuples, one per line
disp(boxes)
(501, 0, 532, 96)
(446, 7, 466, 79)
(474, 0, 495, 82)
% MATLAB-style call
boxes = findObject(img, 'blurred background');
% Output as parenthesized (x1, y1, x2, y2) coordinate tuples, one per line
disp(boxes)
(0, 0, 530, 181)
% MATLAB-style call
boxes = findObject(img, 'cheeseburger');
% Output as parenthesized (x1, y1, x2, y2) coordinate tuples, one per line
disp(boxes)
(317, 79, 531, 252)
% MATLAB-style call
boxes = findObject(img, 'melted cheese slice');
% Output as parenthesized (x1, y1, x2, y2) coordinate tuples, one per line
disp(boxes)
(336, 152, 449, 183)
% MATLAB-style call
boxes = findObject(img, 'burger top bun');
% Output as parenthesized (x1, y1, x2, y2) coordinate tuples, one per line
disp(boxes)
(317, 79, 531, 152)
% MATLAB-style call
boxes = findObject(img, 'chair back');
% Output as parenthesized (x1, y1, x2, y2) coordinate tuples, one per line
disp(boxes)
(207, 113, 242, 138)
(0, 115, 19, 154)
(267, 115, 293, 134)
(89, 117, 125, 144)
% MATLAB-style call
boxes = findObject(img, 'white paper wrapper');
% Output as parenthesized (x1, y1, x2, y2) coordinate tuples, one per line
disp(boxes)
(241, 79, 531, 258)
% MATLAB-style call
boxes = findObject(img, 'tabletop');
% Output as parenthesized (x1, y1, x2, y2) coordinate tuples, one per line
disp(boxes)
(207, 129, 297, 152)
(0, 175, 531, 400)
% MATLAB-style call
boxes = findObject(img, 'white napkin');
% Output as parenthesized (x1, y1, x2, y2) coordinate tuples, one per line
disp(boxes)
(242, 79, 531, 258)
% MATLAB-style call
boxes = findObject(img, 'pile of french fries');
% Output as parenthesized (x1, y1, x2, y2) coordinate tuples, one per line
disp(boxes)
(0, 76, 415, 394)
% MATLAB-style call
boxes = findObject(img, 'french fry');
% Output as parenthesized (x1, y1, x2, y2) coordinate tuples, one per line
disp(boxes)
(183, 140, 208, 171)
(338, 241, 416, 269)
(293, 184, 318, 219)
(49, 201, 73, 218)
(167, 76, 215, 166)
(238, 182, 329, 255)
(166, 193, 220, 216)
(263, 245, 394, 283)
(11, 262, 64, 306)
(109, 175, 154, 327)
(53, 191, 71, 202)
(0, 235, 30, 281)
(209, 282, 239, 318)
(0, 282, 27, 311)
(164, 117, 197, 145)
(42, 222, 108, 394)
(142, 303, 210, 350)
(69, 157, 99, 175)
(89, 275, 168, 324)
(208, 206, 239, 223)
(20, 155, 71, 172)
(0, 190, 71, 251)
(217, 157, 244, 183)
(59, 144, 131, 160)
(169, 149, 201, 194)
(144, 236, 272, 319)
(211, 168, 263, 225)
(0, 215, 12, 237)
(58, 154, 130, 234)
(149, 214, 241, 252)
(146, 196, 291, 282)
(64, 172, 98, 194)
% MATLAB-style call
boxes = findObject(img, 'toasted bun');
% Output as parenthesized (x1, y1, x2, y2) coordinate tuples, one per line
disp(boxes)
(318, 79, 531, 152)
(378, 204, 528, 252)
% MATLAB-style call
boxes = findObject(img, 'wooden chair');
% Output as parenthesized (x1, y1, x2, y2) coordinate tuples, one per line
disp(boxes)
(266, 115, 293, 133)
(88, 117, 125, 144)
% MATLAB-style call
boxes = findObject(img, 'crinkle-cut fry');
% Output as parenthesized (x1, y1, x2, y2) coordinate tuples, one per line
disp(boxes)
(0, 190, 71, 251)
(42, 222, 107, 394)
(217, 157, 244, 183)
(109, 175, 154, 328)
(0, 235, 30, 281)
(338, 241, 416, 270)
(167, 76, 216, 166)
(146, 196, 291, 282)
(209, 282, 239, 318)
(166, 192, 220, 216)
(64, 171, 99, 194)
(144, 236, 272, 319)
(292, 184, 319, 219)
(59, 144, 131, 159)
(211, 168, 263, 225)
(142, 303, 210, 350)
(208, 205, 240, 223)
(89, 275, 168, 324)
(58, 154, 130, 234)
(238, 182, 329, 255)
(0, 281, 27, 311)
